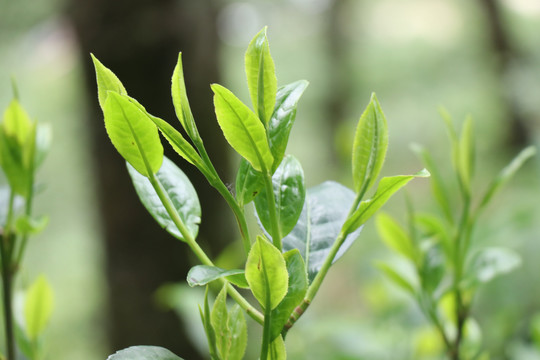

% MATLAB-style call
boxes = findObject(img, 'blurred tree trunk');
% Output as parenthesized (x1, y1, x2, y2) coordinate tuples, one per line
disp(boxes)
(68, 1, 230, 358)
(479, 0, 530, 147)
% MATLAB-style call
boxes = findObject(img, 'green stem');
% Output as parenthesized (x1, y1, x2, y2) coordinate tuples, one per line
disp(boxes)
(147, 172, 264, 324)
(260, 305, 272, 360)
(15, 183, 35, 269)
(263, 171, 282, 250)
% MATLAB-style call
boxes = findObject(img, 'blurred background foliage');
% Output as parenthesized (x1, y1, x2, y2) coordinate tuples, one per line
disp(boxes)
(1, 0, 540, 359)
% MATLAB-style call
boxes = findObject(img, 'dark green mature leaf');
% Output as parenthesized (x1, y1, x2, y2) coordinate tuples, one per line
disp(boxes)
(187, 265, 247, 288)
(467, 247, 521, 285)
(91, 54, 127, 110)
(411, 143, 452, 223)
(255, 155, 306, 237)
(245, 236, 288, 310)
(375, 212, 415, 261)
(478, 146, 536, 212)
(128, 156, 201, 242)
(376, 262, 416, 295)
(235, 159, 264, 206)
(268, 81, 309, 169)
(171, 53, 198, 140)
(107, 346, 183, 360)
(227, 304, 248, 360)
(345, 169, 429, 232)
(211, 84, 273, 172)
(245, 27, 277, 124)
(352, 93, 388, 195)
(282, 181, 363, 283)
(104, 92, 163, 177)
(270, 249, 308, 341)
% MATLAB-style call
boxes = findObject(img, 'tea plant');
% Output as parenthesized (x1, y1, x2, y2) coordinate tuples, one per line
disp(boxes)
(0, 85, 54, 360)
(375, 112, 535, 359)
(93, 28, 427, 360)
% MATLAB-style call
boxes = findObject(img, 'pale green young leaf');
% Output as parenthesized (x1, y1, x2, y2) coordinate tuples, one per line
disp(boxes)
(245, 236, 288, 310)
(352, 93, 388, 195)
(267, 335, 287, 360)
(415, 213, 453, 258)
(375, 212, 415, 261)
(270, 249, 308, 340)
(227, 304, 248, 360)
(0, 130, 31, 197)
(268, 80, 309, 169)
(411, 143, 452, 223)
(345, 169, 430, 232)
(255, 155, 306, 237)
(245, 27, 277, 124)
(376, 262, 416, 295)
(3, 99, 32, 144)
(458, 116, 474, 195)
(107, 346, 184, 360)
(187, 265, 246, 288)
(24, 275, 54, 341)
(439, 108, 460, 176)
(171, 53, 198, 140)
(128, 156, 201, 242)
(15, 215, 48, 235)
(91, 54, 127, 110)
(478, 146, 536, 212)
(211, 286, 230, 359)
(282, 181, 363, 283)
(103, 92, 163, 177)
(201, 287, 219, 360)
(211, 84, 273, 172)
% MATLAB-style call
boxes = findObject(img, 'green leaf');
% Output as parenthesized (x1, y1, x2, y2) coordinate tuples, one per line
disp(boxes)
(530, 313, 540, 349)
(270, 249, 308, 341)
(268, 80, 309, 168)
(415, 213, 453, 258)
(0, 129, 31, 197)
(458, 116, 474, 195)
(171, 53, 198, 140)
(411, 143, 452, 223)
(245, 27, 277, 124)
(35, 123, 52, 169)
(267, 336, 287, 360)
(211, 286, 230, 359)
(282, 181, 363, 283)
(352, 93, 388, 194)
(128, 156, 201, 242)
(200, 287, 218, 360)
(211, 84, 273, 172)
(15, 323, 35, 360)
(104, 92, 163, 177)
(467, 247, 521, 285)
(376, 262, 416, 295)
(420, 243, 445, 294)
(227, 304, 248, 360)
(15, 215, 49, 235)
(245, 236, 288, 310)
(91, 54, 127, 110)
(24, 275, 54, 341)
(3, 99, 32, 145)
(148, 114, 203, 167)
(375, 212, 415, 261)
(235, 158, 264, 206)
(107, 346, 184, 360)
(0, 187, 23, 227)
(345, 169, 430, 232)
(255, 155, 306, 237)
(187, 265, 246, 288)
(478, 145, 536, 211)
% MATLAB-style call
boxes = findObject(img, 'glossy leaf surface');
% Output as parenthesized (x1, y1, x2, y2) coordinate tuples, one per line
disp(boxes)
(171, 53, 198, 139)
(245, 237, 288, 310)
(270, 249, 307, 340)
(91, 54, 127, 110)
(187, 265, 246, 288)
(107, 346, 183, 360)
(235, 158, 264, 206)
(352, 93, 388, 194)
(345, 169, 429, 232)
(212, 84, 273, 172)
(104, 92, 163, 176)
(245, 27, 277, 124)
(24, 275, 54, 340)
(282, 181, 363, 283)
(268, 80, 309, 168)
(255, 155, 306, 237)
(128, 156, 200, 241)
